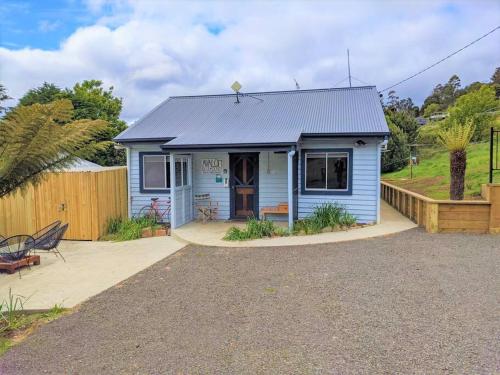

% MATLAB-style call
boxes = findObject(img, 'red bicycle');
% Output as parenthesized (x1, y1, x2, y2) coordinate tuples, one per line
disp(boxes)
(138, 197, 171, 223)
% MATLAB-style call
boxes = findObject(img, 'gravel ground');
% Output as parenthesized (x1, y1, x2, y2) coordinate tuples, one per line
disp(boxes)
(1, 228, 499, 374)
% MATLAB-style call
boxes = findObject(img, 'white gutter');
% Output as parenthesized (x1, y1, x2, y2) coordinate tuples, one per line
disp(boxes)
(287, 149, 296, 230)
(376, 138, 388, 224)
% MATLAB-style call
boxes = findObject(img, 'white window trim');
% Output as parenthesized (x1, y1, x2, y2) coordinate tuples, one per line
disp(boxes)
(142, 154, 168, 190)
(175, 156, 191, 187)
(304, 152, 350, 192)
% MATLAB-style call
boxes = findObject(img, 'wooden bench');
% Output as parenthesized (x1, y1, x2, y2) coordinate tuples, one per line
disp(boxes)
(0, 255, 40, 274)
(260, 203, 288, 219)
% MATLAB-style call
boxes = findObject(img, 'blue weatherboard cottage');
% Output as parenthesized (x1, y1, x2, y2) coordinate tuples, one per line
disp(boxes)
(115, 86, 390, 230)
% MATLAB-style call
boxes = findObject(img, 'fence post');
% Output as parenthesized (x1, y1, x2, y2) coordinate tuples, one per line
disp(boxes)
(490, 127, 494, 184)
(483, 183, 500, 233)
(426, 202, 439, 233)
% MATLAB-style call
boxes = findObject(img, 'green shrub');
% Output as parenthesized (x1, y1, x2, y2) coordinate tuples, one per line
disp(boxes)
(294, 203, 357, 234)
(103, 216, 156, 241)
(224, 204, 357, 241)
(224, 218, 286, 241)
(105, 216, 123, 234)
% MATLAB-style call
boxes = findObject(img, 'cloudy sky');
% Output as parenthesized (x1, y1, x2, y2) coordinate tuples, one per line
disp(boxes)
(0, 0, 499, 122)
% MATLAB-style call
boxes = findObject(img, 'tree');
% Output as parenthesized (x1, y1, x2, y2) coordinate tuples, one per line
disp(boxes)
(382, 116, 410, 173)
(0, 84, 12, 115)
(18, 82, 66, 106)
(423, 103, 440, 118)
(387, 110, 419, 144)
(447, 85, 497, 141)
(17, 80, 127, 166)
(491, 67, 500, 85)
(385, 90, 418, 115)
(0, 100, 107, 197)
(422, 74, 463, 114)
(438, 120, 475, 200)
(69, 80, 127, 166)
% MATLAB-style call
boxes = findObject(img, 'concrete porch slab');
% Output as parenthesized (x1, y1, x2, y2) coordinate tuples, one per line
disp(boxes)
(172, 201, 417, 247)
(0, 236, 186, 310)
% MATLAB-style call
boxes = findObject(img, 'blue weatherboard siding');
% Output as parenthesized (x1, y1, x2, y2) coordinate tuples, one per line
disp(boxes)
(127, 137, 382, 226)
(192, 152, 230, 220)
(297, 138, 381, 223)
(259, 152, 288, 221)
(129, 144, 171, 217)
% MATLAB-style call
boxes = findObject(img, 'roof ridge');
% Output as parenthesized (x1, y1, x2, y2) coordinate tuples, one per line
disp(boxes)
(170, 85, 376, 99)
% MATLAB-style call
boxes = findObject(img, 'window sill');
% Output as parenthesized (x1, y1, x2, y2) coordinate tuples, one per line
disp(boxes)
(139, 188, 171, 194)
(301, 189, 352, 196)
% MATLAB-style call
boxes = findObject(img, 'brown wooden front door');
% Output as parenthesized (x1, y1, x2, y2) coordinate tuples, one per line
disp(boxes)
(229, 153, 259, 219)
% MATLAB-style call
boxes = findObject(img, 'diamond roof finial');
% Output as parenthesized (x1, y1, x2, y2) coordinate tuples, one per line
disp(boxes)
(231, 81, 242, 93)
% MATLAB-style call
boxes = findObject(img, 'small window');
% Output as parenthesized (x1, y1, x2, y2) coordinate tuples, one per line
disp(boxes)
(305, 152, 349, 191)
(141, 154, 170, 191)
(182, 159, 188, 185)
(175, 157, 190, 187)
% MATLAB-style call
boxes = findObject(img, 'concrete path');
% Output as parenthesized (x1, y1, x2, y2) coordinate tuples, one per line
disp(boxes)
(173, 201, 417, 247)
(0, 236, 186, 310)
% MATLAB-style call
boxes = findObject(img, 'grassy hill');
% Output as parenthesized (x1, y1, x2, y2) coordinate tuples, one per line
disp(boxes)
(383, 142, 492, 200)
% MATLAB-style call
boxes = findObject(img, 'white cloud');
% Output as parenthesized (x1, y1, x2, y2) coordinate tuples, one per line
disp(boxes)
(1, 0, 499, 122)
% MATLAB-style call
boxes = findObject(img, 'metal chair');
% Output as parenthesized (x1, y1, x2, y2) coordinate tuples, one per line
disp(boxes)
(0, 235, 35, 262)
(32, 223, 68, 262)
(0, 235, 36, 277)
(32, 220, 61, 248)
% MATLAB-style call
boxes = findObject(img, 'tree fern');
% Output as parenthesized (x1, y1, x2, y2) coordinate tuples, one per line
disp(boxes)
(0, 99, 108, 197)
(438, 120, 475, 152)
(437, 120, 475, 200)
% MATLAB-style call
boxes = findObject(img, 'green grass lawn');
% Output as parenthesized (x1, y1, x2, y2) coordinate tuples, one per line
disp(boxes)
(383, 142, 492, 200)
(0, 305, 68, 356)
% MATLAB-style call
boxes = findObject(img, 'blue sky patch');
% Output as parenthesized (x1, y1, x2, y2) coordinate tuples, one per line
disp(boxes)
(0, 0, 103, 49)
(204, 22, 225, 35)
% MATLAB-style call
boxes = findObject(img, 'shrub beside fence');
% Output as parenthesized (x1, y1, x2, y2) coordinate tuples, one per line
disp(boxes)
(381, 180, 500, 234)
(0, 167, 127, 240)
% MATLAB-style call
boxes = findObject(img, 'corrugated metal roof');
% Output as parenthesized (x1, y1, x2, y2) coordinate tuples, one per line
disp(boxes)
(115, 86, 389, 147)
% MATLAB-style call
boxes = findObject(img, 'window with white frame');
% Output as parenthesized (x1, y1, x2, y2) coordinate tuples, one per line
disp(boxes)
(175, 157, 190, 187)
(142, 154, 170, 191)
(305, 152, 349, 191)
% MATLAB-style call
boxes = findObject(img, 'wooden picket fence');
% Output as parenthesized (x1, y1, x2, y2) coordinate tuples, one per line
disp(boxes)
(0, 167, 128, 240)
(381, 180, 500, 234)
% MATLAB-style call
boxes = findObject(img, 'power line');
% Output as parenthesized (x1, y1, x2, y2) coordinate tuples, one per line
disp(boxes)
(380, 25, 500, 93)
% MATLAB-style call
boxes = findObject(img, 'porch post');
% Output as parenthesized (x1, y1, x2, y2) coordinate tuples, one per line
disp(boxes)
(126, 146, 132, 218)
(287, 149, 296, 231)
(170, 152, 176, 229)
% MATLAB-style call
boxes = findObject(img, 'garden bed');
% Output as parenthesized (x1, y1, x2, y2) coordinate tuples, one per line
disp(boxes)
(224, 203, 360, 241)
(101, 216, 171, 241)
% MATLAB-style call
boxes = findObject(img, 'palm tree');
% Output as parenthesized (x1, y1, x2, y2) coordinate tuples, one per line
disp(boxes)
(438, 120, 475, 200)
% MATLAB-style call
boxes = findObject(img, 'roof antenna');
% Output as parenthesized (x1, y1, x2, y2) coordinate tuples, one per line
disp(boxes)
(231, 81, 242, 103)
(347, 49, 352, 87)
(293, 78, 300, 90)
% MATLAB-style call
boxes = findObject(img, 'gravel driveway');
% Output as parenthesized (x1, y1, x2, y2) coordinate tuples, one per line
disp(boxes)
(1, 228, 499, 374)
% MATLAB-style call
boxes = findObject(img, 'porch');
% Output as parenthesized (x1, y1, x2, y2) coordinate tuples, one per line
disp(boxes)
(172, 201, 415, 247)
(169, 148, 298, 230)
